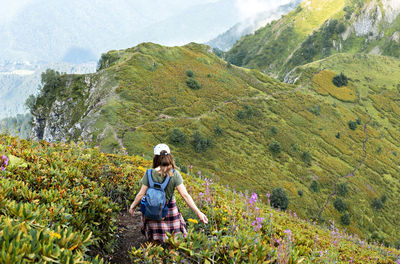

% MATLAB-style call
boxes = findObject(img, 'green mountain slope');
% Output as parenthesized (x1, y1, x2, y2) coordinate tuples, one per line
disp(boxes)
(29, 43, 400, 245)
(225, 0, 400, 79)
(1, 134, 399, 263)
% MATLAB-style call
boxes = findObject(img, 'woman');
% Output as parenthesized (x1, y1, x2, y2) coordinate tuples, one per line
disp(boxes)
(129, 143, 208, 242)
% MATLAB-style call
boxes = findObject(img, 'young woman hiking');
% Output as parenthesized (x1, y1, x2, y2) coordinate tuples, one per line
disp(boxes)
(129, 143, 208, 242)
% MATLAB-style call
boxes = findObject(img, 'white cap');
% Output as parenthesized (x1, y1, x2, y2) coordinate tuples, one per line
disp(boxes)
(154, 143, 171, 155)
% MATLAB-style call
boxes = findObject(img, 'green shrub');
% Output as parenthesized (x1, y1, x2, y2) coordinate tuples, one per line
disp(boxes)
(333, 198, 348, 212)
(301, 151, 312, 163)
(333, 73, 348, 87)
(337, 183, 348, 196)
(270, 188, 289, 211)
(348, 120, 358, 130)
(298, 190, 303, 197)
(270, 126, 278, 135)
(341, 212, 351, 225)
(371, 197, 384, 210)
(380, 194, 387, 204)
(186, 78, 201, 90)
(237, 105, 254, 119)
(335, 132, 341, 139)
(356, 117, 362, 125)
(336, 22, 346, 34)
(185, 70, 194, 77)
(310, 180, 320, 193)
(307, 105, 321, 116)
(214, 125, 223, 136)
(395, 241, 400, 250)
(97, 52, 119, 70)
(169, 128, 187, 145)
(269, 141, 282, 154)
(191, 131, 212, 152)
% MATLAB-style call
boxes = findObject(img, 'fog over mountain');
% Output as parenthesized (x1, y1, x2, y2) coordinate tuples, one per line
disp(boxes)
(0, 0, 299, 119)
(208, 0, 302, 51)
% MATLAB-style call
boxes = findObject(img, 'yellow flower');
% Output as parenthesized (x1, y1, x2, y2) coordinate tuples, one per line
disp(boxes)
(49, 231, 61, 239)
(187, 218, 198, 224)
(69, 244, 79, 251)
(138, 166, 146, 172)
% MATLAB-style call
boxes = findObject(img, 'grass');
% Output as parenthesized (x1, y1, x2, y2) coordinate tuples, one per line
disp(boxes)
(30, 43, 400, 246)
(312, 70, 357, 102)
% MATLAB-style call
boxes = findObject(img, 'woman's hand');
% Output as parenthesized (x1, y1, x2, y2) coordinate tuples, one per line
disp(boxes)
(197, 211, 208, 224)
(129, 205, 135, 217)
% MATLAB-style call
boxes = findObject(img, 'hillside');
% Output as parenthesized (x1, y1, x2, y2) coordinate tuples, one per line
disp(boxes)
(207, 0, 302, 51)
(0, 134, 399, 263)
(29, 43, 400, 245)
(225, 0, 400, 79)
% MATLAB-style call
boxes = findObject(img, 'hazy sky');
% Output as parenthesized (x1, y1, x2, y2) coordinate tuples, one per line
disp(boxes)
(0, 0, 296, 23)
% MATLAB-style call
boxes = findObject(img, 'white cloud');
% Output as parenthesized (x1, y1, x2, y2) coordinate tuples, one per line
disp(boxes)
(234, 0, 294, 20)
(0, 0, 34, 22)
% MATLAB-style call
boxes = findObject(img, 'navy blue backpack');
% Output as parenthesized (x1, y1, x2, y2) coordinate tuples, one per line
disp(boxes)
(140, 169, 173, 220)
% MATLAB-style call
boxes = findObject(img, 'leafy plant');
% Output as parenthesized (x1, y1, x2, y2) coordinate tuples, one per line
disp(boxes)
(333, 73, 348, 87)
(185, 70, 194, 78)
(371, 198, 384, 210)
(301, 151, 312, 164)
(191, 131, 212, 152)
(310, 180, 320, 193)
(348, 120, 358, 130)
(269, 141, 282, 154)
(337, 183, 348, 197)
(341, 212, 351, 226)
(169, 128, 187, 145)
(186, 78, 201, 90)
(270, 187, 289, 211)
(333, 198, 348, 212)
(214, 125, 223, 136)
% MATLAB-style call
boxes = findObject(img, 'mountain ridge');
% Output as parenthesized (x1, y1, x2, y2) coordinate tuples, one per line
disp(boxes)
(27, 42, 400, 245)
(225, 0, 400, 79)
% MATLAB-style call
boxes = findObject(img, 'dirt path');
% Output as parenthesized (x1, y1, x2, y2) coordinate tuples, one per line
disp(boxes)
(316, 115, 372, 220)
(109, 211, 146, 264)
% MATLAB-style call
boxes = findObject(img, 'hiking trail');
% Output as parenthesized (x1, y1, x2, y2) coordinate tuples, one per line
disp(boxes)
(108, 210, 146, 264)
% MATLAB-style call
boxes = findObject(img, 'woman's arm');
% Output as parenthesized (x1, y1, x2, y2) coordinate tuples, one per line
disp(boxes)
(129, 185, 148, 216)
(176, 184, 208, 224)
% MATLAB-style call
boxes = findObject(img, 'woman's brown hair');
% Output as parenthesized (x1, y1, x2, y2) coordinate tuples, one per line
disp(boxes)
(152, 150, 176, 177)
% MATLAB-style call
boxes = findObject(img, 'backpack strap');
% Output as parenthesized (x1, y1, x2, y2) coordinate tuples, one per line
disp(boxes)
(146, 169, 154, 188)
(160, 176, 171, 190)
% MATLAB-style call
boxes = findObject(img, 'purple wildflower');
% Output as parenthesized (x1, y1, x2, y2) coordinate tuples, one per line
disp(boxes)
(1, 155, 9, 171)
(253, 217, 264, 231)
(249, 192, 257, 206)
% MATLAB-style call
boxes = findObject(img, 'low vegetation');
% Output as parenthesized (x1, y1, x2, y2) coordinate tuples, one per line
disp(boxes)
(1, 135, 399, 263)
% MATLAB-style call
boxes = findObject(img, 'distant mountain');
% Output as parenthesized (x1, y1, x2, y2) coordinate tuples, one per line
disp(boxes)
(207, 0, 303, 51)
(225, 0, 400, 79)
(0, 0, 241, 63)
